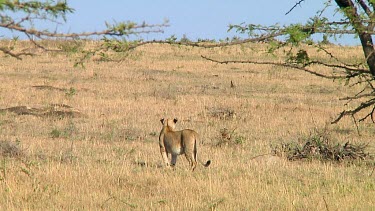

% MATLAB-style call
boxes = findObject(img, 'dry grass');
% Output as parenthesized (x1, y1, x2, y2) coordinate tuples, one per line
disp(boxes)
(0, 41, 374, 210)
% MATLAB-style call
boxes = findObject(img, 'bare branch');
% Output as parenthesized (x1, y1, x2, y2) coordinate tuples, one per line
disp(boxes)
(371, 106, 375, 123)
(201, 55, 342, 79)
(316, 45, 364, 68)
(286, 0, 307, 15)
(24, 33, 59, 52)
(307, 60, 369, 76)
(332, 98, 375, 123)
(0, 47, 33, 60)
(351, 114, 361, 135)
(340, 92, 375, 100)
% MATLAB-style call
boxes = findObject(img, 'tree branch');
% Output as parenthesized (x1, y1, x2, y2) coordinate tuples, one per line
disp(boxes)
(2, 0, 74, 17)
(332, 98, 375, 123)
(0, 47, 33, 60)
(357, 0, 372, 17)
(127, 31, 284, 50)
(201, 55, 342, 79)
(285, 0, 307, 15)
(316, 45, 364, 68)
(0, 22, 168, 38)
(307, 60, 369, 76)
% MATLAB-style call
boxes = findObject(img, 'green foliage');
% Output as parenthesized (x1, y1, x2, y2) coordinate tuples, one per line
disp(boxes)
(285, 24, 312, 45)
(65, 87, 76, 97)
(102, 37, 133, 52)
(73, 38, 142, 67)
(0, 0, 74, 20)
(50, 128, 62, 139)
(287, 49, 310, 65)
(0, 0, 168, 63)
(105, 21, 137, 35)
(234, 135, 246, 145)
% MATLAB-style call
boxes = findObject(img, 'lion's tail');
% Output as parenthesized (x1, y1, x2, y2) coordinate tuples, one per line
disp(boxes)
(194, 137, 211, 167)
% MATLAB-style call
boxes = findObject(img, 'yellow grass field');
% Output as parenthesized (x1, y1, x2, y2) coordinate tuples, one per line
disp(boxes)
(0, 41, 374, 210)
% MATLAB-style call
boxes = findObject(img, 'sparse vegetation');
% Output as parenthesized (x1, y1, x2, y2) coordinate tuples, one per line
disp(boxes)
(0, 41, 374, 210)
(65, 87, 76, 97)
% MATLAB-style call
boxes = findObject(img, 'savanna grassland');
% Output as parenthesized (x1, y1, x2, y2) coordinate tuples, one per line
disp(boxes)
(0, 40, 375, 210)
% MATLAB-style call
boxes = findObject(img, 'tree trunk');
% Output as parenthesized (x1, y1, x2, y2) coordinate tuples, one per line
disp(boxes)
(335, 0, 375, 76)
(359, 33, 375, 76)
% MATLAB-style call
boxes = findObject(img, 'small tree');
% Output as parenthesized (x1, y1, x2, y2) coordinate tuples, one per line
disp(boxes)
(0, 0, 168, 63)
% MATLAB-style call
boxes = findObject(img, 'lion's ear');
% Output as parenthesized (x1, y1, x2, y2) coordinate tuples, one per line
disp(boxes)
(173, 118, 178, 124)
(160, 118, 165, 124)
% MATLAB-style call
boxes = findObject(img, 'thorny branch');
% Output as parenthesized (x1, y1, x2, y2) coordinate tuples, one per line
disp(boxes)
(0, 21, 168, 59)
(0, 22, 168, 39)
(201, 55, 365, 79)
(0, 1, 169, 58)
(127, 31, 284, 50)
(236, 24, 375, 35)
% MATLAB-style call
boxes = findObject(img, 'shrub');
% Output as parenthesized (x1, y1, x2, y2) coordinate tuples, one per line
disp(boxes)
(272, 130, 373, 163)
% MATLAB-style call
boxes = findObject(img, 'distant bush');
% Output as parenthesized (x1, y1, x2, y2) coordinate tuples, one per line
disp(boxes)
(180, 34, 191, 43)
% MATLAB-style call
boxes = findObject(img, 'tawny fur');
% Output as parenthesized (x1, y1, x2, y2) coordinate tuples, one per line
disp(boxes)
(159, 118, 211, 171)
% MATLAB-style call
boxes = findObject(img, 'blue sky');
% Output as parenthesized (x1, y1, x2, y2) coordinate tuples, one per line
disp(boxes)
(65, 0, 328, 40)
(3, 1, 360, 45)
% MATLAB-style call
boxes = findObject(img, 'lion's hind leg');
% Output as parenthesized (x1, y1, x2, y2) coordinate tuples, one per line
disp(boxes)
(184, 153, 197, 171)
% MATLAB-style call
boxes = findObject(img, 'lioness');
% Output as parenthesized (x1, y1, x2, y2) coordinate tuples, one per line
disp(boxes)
(159, 118, 211, 171)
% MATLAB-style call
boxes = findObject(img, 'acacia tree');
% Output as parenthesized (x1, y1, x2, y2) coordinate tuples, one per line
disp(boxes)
(198, 0, 375, 125)
(0, 0, 168, 62)
(3, 1, 375, 125)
